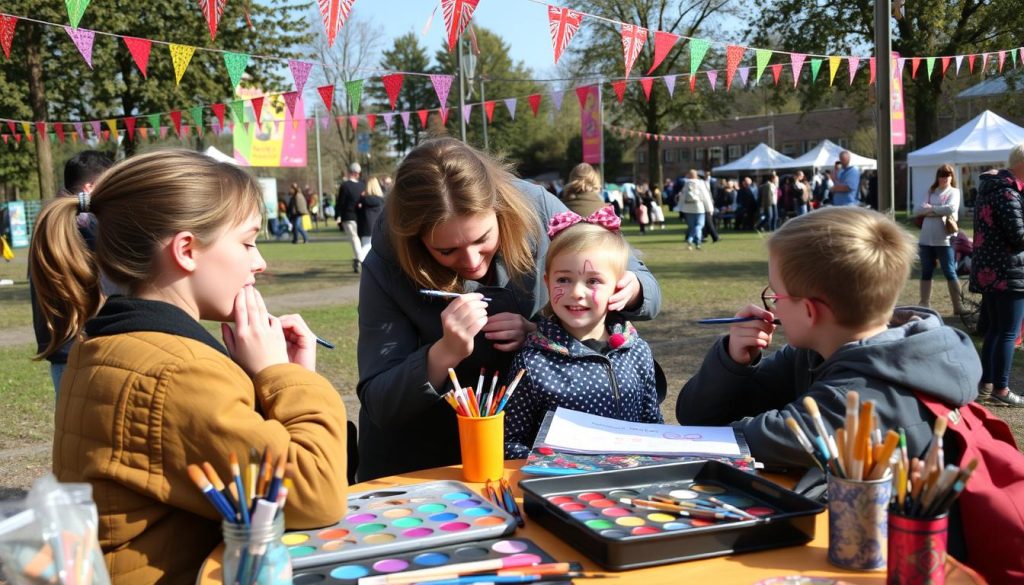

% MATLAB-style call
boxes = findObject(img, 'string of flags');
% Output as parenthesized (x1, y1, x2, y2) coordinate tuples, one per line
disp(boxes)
(605, 123, 768, 143)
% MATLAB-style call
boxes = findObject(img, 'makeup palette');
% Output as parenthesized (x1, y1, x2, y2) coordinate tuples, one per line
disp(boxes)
(289, 537, 556, 584)
(284, 481, 518, 569)
(520, 460, 825, 570)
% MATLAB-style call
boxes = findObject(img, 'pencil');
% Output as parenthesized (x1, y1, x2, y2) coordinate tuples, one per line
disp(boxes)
(845, 391, 860, 476)
(419, 289, 493, 302)
(867, 430, 900, 480)
(229, 452, 251, 526)
(852, 400, 875, 480)
(802, 397, 839, 461)
(476, 368, 486, 405)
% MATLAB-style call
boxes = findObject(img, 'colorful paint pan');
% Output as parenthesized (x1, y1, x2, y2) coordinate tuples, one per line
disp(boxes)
(285, 480, 517, 569)
(290, 538, 556, 585)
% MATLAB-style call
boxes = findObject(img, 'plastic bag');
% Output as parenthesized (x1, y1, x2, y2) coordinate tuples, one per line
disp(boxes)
(0, 474, 110, 585)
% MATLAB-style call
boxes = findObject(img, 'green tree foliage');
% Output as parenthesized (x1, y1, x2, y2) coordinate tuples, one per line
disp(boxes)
(372, 32, 435, 156)
(749, 0, 1024, 147)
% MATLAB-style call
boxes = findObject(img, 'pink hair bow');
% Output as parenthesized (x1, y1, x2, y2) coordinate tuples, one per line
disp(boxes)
(547, 206, 621, 238)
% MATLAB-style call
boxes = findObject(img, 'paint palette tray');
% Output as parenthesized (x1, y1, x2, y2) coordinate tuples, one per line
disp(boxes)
(291, 537, 557, 584)
(284, 480, 517, 569)
(519, 460, 825, 570)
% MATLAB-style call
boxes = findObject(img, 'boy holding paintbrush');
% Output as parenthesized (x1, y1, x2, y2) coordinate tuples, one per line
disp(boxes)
(676, 207, 980, 474)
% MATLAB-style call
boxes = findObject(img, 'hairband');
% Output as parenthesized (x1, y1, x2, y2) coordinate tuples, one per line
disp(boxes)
(77, 191, 90, 214)
(547, 206, 621, 239)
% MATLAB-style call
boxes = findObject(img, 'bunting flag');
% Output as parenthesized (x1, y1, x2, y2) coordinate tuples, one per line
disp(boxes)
(223, 52, 249, 88)
(910, 57, 921, 79)
(664, 74, 677, 97)
(620, 24, 646, 78)
(504, 98, 516, 120)
(981, 52, 989, 74)
(289, 60, 313, 93)
(64, 26, 95, 68)
(848, 56, 860, 84)
(706, 69, 718, 90)
(345, 79, 364, 112)
(318, 0, 355, 48)
(198, 0, 226, 40)
(809, 58, 822, 83)
(689, 38, 710, 77)
(955, 55, 963, 76)
(461, 104, 472, 124)
(366, 113, 376, 130)
(228, 100, 244, 123)
(941, 56, 951, 77)
(2, 15, 18, 60)
(430, 74, 453, 106)
(160, 126, 169, 140)
(611, 80, 627, 103)
(998, 51, 1006, 72)
(738, 66, 749, 87)
(827, 55, 840, 85)
(24, 122, 34, 140)
(283, 91, 300, 116)
(122, 37, 151, 78)
(484, 100, 495, 122)
(724, 45, 744, 90)
(925, 57, 935, 80)
(55, 122, 66, 142)
(169, 111, 183, 136)
(36, 122, 48, 138)
(1013, 49, 1019, 69)
(550, 90, 564, 111)
(348, 115, 358, 131)
(189, 106, 204, 131)
(770, 63, 782, 85)
(790, 53, 806, 87)
(145, 114, 159, 132)
(527, 93, 542, 116)
(417, 109, 429, 127)
(440, 107, 450, 125)
(382, 112, 394, 130)
(251, 96, 264, 123)
(317, 85, 335, 112)
(65, 0, 91, 29)
(574, 86, 588, 107)
(967, 54, 976, 73)
(169, 44, 195, 85)
(400, 110, 411, 128)
(547, 5, 583, 65)
(102, 119, 117, 140)
(647, 31, 679, 74)
(138, 126, 148, 140)
(441, 0, 479, 51)
(212, 103, 226, 128)
(381, 73, 404, 109)
(74, 121, 85, 140)
(639, 77, 654, 100)
(754, 49, 771, 83)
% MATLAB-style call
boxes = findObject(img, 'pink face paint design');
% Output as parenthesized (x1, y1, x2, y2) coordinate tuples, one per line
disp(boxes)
(552, 286, 565, 304)
(582, 259, 595, 275)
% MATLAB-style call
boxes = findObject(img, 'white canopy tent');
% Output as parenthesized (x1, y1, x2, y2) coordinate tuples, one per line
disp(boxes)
(907, 110, 1024, 212)
(712, 143, 794, 174)
(772, 139, 877, 171)
(203, 145, 240, 165)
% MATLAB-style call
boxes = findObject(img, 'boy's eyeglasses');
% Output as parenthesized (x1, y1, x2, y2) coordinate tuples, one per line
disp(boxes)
(761, 285, 830, 310)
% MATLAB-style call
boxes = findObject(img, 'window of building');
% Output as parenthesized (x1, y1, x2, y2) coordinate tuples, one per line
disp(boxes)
(638, 150, 646, 164)
(745, 143, 757, 154)
(695, 147, 706, 162)
(662, 149, 674, 163)
(781, 142, 799, 155)
(708, 146, 724, 166)
(727, 145, 743, 160)
(805, 140, 819, 150)
(677, 149, 690, 161)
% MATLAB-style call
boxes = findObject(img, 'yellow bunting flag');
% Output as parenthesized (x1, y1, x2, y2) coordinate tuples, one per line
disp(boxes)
(828, 55, 841, 86)
(105, 118, 118, 140)
(20, 122, 31, 136)
(169, 43, 195, 85)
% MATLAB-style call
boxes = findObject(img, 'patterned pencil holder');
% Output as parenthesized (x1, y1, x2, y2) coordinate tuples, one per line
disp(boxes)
(827, 474, 890, 571)
(222, 514, 292, 585)
(887, 512, 947, 585)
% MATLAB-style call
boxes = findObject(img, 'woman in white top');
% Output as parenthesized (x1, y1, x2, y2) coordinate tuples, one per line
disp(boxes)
(681, 169, 709, 250)
(913, 164, 962, 314)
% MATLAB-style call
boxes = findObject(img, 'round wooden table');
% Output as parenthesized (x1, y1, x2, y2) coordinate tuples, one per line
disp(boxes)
(199, 461, 984, 584)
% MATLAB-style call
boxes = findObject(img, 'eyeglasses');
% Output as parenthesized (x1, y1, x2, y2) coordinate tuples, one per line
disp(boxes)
(761, 285, 830, 311)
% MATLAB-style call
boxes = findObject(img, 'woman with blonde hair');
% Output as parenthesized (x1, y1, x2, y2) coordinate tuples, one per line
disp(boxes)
(356, 138, 662, 480)
(31, 150, 347, 583)
(356, 176, 385, 261)
(913, 163, 962, 314)
(561, 162, 608, 216)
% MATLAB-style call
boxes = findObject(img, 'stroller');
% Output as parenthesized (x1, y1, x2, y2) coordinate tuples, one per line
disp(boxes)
(952, 231, 983, 333)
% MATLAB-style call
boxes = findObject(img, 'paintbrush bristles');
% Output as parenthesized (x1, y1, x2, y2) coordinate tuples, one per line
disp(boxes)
(933, 415, 948, 436)
(187, 464, 211, 489)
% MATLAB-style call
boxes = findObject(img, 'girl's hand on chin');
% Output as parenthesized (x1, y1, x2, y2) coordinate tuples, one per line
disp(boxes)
(277, 314, 317, 372)
(221, 286, 289, 376)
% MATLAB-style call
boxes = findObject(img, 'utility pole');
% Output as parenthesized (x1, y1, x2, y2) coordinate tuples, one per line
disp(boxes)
(314, 106, 323, 221)
(875, 0, 894, 215)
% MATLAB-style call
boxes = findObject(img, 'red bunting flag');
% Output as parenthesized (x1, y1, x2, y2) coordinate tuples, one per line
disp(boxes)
(547, 5, 583, 65)
(251, 96, 264, 123)
(770, 63, 782, 85)
(639, 77, 654, 101)
(647, 31, 679, 74)
(620, 24, 647, 78)
(611, 80, 627, 103)
(101, 130, 109, 142)
(440, 107, 450, 125)
(417, 109, 429, 128)
(941, 56, 951, 77)
(527, 94, 542, 116)
(441, 0, 480, 51)
(212, 103, 226, 128)
(575, 86, 589, 107)
(317, 85, 335, 112)
(725, 45, 745, 90)
(169, 110, 183, 136)
(484, 100, 495, 122)
(998, 50, 1006, 72)
(910, 57, 920, 79)
(366, 113, 377, 131)
(34, 122, 46, 138)
(318, 0, 355, 48)
(54, 122, 66, 143)
(122, 37, 151, 78)
(124, 117, 136, 140)
(198, 0, 226, 40)
(869, 57, 876, 84)
(1, 15, 18, 60)
(283, 92, 300, 117)
(348, 115, 358, 131)
(381, 73, 404, 109)
(967, 54, 976, 73)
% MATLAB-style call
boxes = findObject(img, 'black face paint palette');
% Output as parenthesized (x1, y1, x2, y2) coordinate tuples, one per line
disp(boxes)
(519, 460, 825, 570)
(284, 481, 517, 569)
(289, 537, 557, 584)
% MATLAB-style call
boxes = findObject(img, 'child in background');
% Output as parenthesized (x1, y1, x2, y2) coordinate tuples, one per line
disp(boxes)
(32, 150, 348, 585)
(676, 206, 980, 469)
(503, 207, 662, 458)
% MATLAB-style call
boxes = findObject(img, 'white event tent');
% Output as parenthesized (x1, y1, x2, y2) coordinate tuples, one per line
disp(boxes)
(204, 145, 240, 165)
(907, 110, 1024, 211)
(712, 143, 794, 174)
(773, 139, 877, 171)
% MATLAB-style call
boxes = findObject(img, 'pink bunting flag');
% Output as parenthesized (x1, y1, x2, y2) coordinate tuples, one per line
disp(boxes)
(620, 24, 647, 78)
(639, 77, 654, 101)
(737, 66, 750, 87)
(74, 122, 85, 140)
(706, 70, 718, 91)
(527, 94, 542, 116)
(790, 53, 806, 87)
(504, 98, 517, 120)
(430, 74, 454, 106)
(319, 114, 329, 130)
(124, 117, 136, 140)
(318, 0, 355, 48)
(770, 64, 782, 85)
(664, 74, 677, 97)
(647, 31, 679, 74)
(869, 57, 876, 84)
(198, 0, 227, 41)
(400, 111, 411, 128)
(90, 120, 101, 138)
(611, 80, 627, 103)
(982, 52, 990, 73)
(725, 45, 745, 90)
(461, 104, 472, 124)
(348, 115, 358, 131)
(289, 60, 313, 94)
(547, 5, 583, 65)
(381, 73, 404, 109)
(847, 56, 860, 84)
(160, 126, 169, 140)
(1, 15, 18, 60)
(441, 0, 480, 51)
(64, 26, 95, 68)
(484, 100, 495, 122)
(251, 96, 264, 124)
(417, 109, 429, 128)
(382, 112, 394, 130)
(317, 85, 335, 112)
(550, 90, 564, 111)
(967, 54, 976, 73)
(283, 92, 300, 117)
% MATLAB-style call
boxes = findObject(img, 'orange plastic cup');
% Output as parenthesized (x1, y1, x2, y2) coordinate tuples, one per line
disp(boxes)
(457, 412, 505, 483)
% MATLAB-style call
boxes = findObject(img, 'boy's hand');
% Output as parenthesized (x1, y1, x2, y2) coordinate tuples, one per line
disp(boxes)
(727, 304, 776, 365)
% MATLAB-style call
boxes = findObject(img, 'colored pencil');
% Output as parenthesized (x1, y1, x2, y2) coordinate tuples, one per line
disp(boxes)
(420, 289, 494, 302)
(783, 414, 824, 471)
(499, 479, 525, 528)
(229, 452, 251, 526)
(697, 316, 782, 325)
(411, 573, 608, 585)
(621, 497, 746, 521)
(867, 430, 900, 480)
(476, 368, 486, 405)
(356, 553, 544, 584)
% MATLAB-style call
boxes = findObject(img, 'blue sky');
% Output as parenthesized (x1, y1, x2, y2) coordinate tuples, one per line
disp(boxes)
(351, 0, 560, 78)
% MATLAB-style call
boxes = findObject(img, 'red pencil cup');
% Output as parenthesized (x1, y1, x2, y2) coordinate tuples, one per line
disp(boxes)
(457, 412, 505, 483)
(887, 513, 948, 585)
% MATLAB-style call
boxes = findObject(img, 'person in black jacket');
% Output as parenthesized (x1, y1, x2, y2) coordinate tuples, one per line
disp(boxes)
(30, 150, 114, 395)
(336, 162, 366, 273)
(356, 177, 384, 262)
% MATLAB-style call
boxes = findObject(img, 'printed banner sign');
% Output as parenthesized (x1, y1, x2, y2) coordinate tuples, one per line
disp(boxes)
(890, 52, 906, 146)
(579, 85, 602, 165)
(233, 94, 308, 167)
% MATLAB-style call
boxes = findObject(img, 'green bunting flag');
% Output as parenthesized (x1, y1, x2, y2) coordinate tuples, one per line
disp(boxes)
(345, 79, 364, 113)
(689, 38, 710, 76)
(65, 0, 91, 29)
(926, 57, 936, 80)
(755, 49, 772, 83)
(146, 113, 160, 131)
(189, 106, 204, 129)
(228, 100, 244, 123)
(223, 52, 250, 89)
(810, 58, 823, 83)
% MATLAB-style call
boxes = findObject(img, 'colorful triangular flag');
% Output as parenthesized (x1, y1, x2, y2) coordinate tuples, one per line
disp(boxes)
(611, 80, 627, 103)
(441, 0, 480, 51)
(382, 112, 394, 130)
(620, 24, 647, 78)
(318, 0, 355, 48)
(0, 15, 15, 60)
(366, 113, 377, 131)
(228, 101, 244, 123)
(755, 49, 772, 84)
(738, 66, 749, 88)
(189, 106, 204, 130)
(790, 53, 806, 87)
(689, 38, 710, 77)
(198, 0, 226, 40)
(770, 64, 782, 85)
(283, 92, 300, 117)
(212, 103, 226, 128)
(122, 37, 151, 78)
(400, 111, 411, 128)
(64, 26, 95, 68)
(639, 77, 654, 100)
(65, 0, 91, 29)
(251, 96, 264, 124)
(527, 94, 542, 116)
(417, 109, 429, 127)
(550, 90, 564, 111)
(664, 74, 677, 97)
(461, 104, 472, 124)
(941, 56, 951, 77)
(169, 111, 183, 137)
(648, 31, 679, 74)
(504, 98, 517, 120)
(706, 70, 718, 91)
(547, 5, 583, 65)
(848, 56, 860, 85)
(169, 44, 196, 85)
(925, 57, 935, 80)
(809, 58, 822, 83)
(223, 52, 249, 89)
(828, 55, 841, 85)
(430, 74, 454, 106)
(345, 79, 364, 113)
(484, 100, 495, 122)
(955, 55, 963, 76)
(318, 85, 335, 112)
(381, 73, 404, 109)
(725, 45, 745, 90)
(289, 60, 313, 94)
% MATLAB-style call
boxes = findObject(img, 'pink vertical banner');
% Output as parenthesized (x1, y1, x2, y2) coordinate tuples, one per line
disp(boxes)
(890, 51, 906, 146)
(578, 84, 603, 165)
